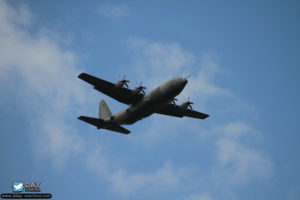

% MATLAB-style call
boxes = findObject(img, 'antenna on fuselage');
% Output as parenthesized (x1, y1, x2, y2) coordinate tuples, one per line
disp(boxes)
(184, 74, 191, 79)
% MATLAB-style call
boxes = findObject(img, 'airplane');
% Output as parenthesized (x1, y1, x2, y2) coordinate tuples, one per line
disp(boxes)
(78, 73, 209, 134)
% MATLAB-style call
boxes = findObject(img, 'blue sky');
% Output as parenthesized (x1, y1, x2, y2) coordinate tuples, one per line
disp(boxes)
(0, 0, 299, 199)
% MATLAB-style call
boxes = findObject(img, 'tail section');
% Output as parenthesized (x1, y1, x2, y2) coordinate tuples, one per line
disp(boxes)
(99, 99, 112, 119)
(78, 99, 130, 134)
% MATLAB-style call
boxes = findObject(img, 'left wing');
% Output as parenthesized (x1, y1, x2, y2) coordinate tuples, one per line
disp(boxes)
(156, 104, 209, 119)
(78, 73, 142, 105)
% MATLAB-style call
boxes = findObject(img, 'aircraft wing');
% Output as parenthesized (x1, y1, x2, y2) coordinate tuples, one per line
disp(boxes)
(155, 104, 209, 119)
(78, 73, 142, 105)
(78, 116, 130, 134)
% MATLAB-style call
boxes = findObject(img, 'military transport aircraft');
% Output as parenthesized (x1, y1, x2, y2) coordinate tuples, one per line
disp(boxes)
(78, 73, 209, 134)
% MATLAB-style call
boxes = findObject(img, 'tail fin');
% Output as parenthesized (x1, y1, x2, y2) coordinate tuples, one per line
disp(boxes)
(99, 99, 112, 120)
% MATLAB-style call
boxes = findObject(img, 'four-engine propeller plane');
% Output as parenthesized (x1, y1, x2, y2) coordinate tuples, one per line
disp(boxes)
(78, 73, 209, 134)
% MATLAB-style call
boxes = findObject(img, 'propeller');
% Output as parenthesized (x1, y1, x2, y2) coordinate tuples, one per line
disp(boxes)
(171, 98, 178, 105)
(134, 81, 146, 95)
(182, 97, 194, 109)
(117, 75, 130, 88)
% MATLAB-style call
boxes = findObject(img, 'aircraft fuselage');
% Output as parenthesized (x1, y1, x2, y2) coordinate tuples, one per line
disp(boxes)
(107, 77, 188, 125)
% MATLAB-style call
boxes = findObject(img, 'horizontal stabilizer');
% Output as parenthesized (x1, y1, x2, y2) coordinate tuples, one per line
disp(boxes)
(78, 116, 130, 134)
(104, 124, 131, 134)
(78, 116, 104, 128)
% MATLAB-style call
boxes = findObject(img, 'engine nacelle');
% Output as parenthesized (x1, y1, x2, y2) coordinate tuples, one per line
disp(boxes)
(179, 101, 193, 110)
(115, 79, 129, 88)
(179, 102, 189, 109)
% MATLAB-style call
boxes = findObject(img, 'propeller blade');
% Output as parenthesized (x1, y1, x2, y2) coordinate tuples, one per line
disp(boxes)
(182, 97, 194, 109)
(134, 81, 146, 94)
(171, 98, 177, 104)
(117, 75, 130, 88)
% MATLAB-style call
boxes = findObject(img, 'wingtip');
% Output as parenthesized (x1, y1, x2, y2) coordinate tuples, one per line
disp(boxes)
(78, 116, 84, 120)
(78, 73, 86, 79)
(122, 129, 131, 134)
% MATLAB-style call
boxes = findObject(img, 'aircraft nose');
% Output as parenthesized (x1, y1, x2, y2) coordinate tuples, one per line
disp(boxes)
(182, 78, 188, 85)
(178, 78, 187, 89)
(184, 78, 188, 84)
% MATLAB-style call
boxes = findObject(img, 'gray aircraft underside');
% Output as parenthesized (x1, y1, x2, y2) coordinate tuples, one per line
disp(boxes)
(78, 73, 209, 134)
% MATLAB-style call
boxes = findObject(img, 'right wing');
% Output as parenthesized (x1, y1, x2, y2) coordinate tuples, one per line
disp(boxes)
(78, 116, 130, 134)
(78, 73, 142, 105)
(156, 104, 209, 119)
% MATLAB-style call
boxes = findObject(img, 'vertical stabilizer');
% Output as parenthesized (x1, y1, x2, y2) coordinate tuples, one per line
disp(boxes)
(99, 100, 112, 119)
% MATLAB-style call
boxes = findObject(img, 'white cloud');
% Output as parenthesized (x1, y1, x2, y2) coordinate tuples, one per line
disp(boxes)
(212, 122, 272, 184)
(128, 37, 194, 86)
(0, 0, 91, 168)
(0, 1, 32, 30)
(110, 162, 193, 195)
(182, 193, 213, 200)
(128, 38, 229, 103)
(180, 54, 230, 101)
(85, 144, 110, 178)
(83, 142, 196, 195)
(98, 4, 130, 19)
